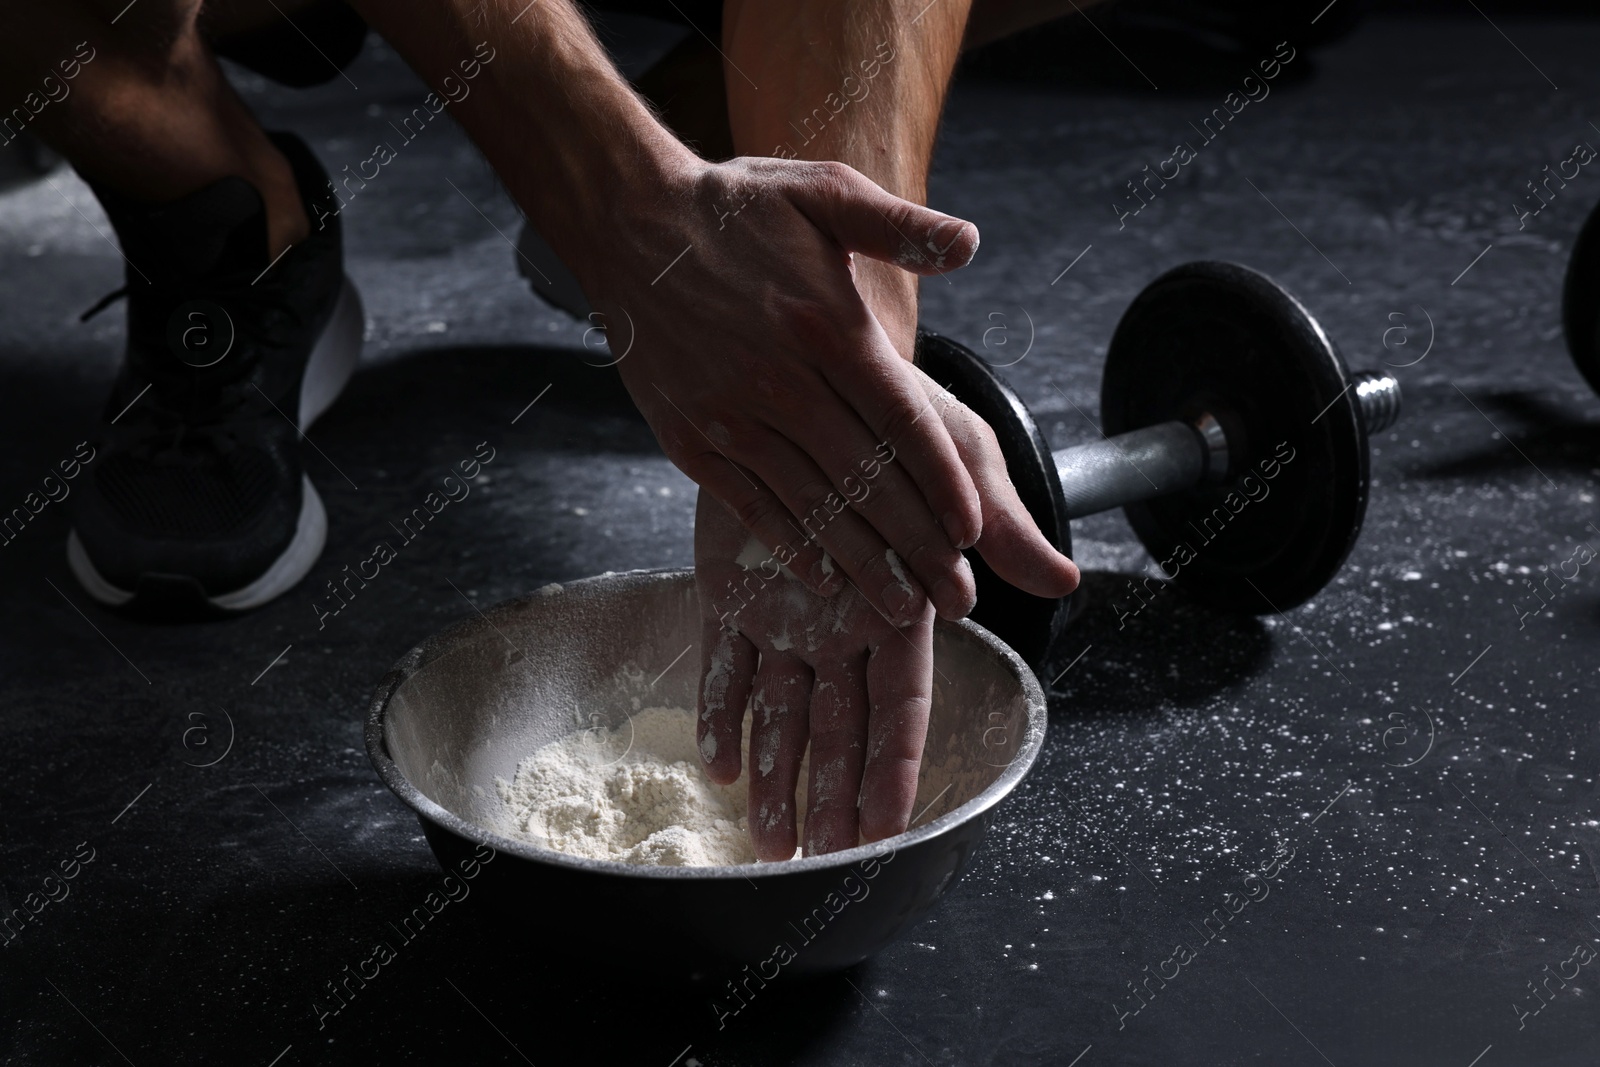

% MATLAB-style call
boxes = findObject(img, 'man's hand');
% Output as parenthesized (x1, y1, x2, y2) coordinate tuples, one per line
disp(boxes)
(353, 1, 985, 625)
(695, 488, 934, 860)
(595, 154, 988, 628)
(696, 373, 1079, 860)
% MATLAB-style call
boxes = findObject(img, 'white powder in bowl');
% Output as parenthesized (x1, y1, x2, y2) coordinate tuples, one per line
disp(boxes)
(492, 706, 806, 867)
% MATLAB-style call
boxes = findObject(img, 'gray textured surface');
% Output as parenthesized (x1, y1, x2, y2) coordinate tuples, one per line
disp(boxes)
(3, 8, 1599, 1066)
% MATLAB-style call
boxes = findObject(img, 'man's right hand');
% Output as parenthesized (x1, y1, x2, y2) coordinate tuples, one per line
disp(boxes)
(584, 154, 986, 627)
(358, 0, 987, 627)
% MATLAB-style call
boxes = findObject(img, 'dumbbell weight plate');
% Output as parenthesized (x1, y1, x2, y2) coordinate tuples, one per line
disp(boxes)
(1562, 196, 1600, 396)
(914, 332, 1073, 668)
(1103, 261, 1370, 614)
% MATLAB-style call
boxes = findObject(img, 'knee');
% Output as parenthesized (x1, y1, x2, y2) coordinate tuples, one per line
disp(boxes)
(94, 0, 205, 53)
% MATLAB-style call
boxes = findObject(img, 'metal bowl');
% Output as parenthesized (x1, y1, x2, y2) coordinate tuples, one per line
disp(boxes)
(365, 568, 1045, 976)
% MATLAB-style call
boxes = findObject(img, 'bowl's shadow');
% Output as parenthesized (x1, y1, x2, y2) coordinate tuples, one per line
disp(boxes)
(135, 869, 860, 1065)
(447, 901, 862, 1062)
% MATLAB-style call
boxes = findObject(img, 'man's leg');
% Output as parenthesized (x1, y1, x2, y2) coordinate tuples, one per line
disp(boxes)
(5, 1, 366, 616)
(646, 0, 1095, 170)
(0, 0, 310, 256)
(708, 0, 1099, 351)
(636, 35, 736, 161)
(721, 0, 976, 361)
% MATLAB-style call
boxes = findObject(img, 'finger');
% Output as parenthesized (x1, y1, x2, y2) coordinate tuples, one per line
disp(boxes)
(722, 427, 945, 627)
(816, 317, 985, 554)
(674, 404, 953, 612)
(792, 160, 980, 275)
(696, 619, 758, 785)
(972, 470, 1081, 598)
(682, 449, 841, 597)
(784, 394, 978, 621)
(746, 652, 813, 862)
(916, 368, 1080, 599)
(859, 610, 936, 843)
(803, 656, 870, 856)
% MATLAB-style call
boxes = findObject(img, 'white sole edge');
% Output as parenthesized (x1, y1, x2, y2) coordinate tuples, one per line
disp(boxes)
(65, 530, 134, 607)
(68, 476, 329, 612)
(209, 476, 328, 611)
(68, 275, 362, 611)
(300, 276, 364, 428)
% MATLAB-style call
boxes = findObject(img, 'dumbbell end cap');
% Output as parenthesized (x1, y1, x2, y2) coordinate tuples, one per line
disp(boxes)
(1104, 260, 1373, 615)
(1353, 369, 1401, 436)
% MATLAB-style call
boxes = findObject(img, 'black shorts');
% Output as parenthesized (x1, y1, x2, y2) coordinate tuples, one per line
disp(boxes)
(585, 0, 723, 30)
(216, 0, 728, 89)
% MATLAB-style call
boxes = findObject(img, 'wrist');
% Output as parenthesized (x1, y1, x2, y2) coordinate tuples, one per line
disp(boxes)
(482, 68, 698, 293)
(349, 0, 705, 305)
(503, 99, 698, 265)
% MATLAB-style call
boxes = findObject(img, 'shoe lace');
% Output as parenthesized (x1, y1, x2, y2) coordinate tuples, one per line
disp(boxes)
(79, 285, 130, 323)
(126, 382, 272, 463)
(82, 272, 304, 462)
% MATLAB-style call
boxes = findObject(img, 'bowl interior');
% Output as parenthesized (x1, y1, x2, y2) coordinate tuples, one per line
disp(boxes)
(379, 570, 1038, 865)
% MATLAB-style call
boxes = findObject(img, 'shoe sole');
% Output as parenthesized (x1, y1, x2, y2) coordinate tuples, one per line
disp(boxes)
(67, 276, 365, 612)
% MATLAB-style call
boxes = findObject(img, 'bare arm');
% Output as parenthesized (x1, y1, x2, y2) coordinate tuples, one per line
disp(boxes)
(723, 0, 974, 357)
(351, 0, 989, 626)
(344, 0, 685, 270)
(696, 0, 1080, 856)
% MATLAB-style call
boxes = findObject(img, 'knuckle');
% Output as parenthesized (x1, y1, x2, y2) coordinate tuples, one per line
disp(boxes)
(750, 367, 810, 414)
(878, 198, 916, 240)
(775, 295, 842, 357)
(733, 493, 782, 535)
(901, 534, 956, 578)
(808, 159, 857, 195)
(972, 416, 1002, 453)
(713, 415, 763, 454)
(875, 395, 925, 453)
(843, 542, 893, 591)
(788, 478, 850, 539)
(790, 476, 840, 518)
(675, 447, 720, 482)
(870, 713, 931, 765)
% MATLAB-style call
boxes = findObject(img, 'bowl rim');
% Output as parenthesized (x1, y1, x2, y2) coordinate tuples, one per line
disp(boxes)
(364, 567, 1048, 880)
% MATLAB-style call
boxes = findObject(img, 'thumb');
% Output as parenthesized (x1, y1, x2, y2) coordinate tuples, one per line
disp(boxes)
(793, 160, 980, 275)
(972, 489, 1081, 599)
(909, 363, 1079, 599)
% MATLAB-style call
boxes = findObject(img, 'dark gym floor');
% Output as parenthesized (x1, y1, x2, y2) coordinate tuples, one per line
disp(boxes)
(3, 6, 1600, 1066)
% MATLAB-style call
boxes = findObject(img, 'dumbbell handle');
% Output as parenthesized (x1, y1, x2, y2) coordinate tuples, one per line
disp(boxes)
(1053, 369, 1401, 521)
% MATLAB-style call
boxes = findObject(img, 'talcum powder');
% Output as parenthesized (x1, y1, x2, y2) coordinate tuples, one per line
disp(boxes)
(493, 706, 807, 866)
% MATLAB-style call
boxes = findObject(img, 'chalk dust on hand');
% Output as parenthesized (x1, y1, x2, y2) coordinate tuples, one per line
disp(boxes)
(737, 533, 802, 581)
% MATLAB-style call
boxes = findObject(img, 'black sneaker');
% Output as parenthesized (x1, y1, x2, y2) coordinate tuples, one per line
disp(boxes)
(67, 132, 363, 617)
(209, 0, 369, 89)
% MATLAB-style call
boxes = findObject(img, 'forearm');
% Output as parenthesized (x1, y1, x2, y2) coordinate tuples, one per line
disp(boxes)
(347, 0, 694, 289)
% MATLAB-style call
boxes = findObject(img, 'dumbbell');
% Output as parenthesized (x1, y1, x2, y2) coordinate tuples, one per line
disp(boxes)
(915, 260, 1402, 668)
(1563, 197, 1600, 395)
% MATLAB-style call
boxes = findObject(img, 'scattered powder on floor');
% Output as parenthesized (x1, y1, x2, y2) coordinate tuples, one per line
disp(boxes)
(493, 706, 805, 867)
